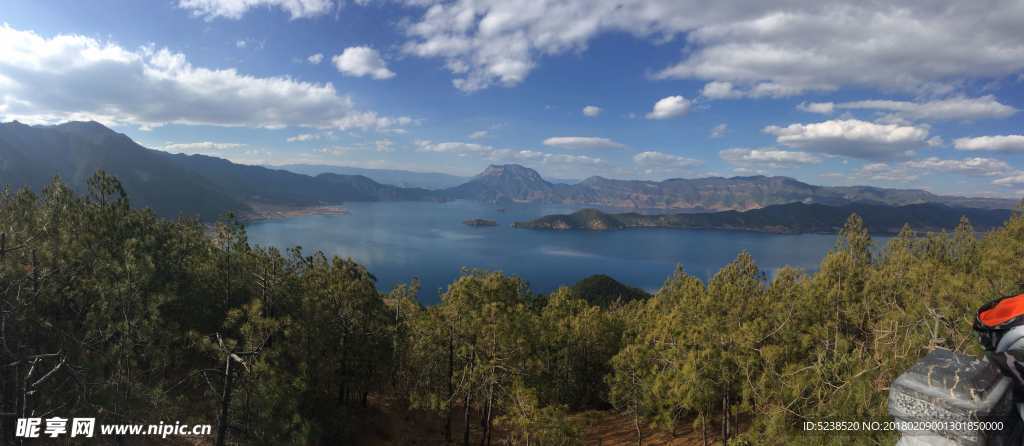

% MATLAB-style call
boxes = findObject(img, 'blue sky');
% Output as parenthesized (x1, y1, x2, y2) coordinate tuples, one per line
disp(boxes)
(1, 0, 1024, 196)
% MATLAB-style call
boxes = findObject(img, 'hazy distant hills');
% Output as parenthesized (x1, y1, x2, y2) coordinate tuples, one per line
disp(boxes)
(1, 121, 1018, 224)
(451, 164, 1019, 211)
(513, 203, 1014, 234)
(0, 121, 433, 220)
(275, 164, 470, 190)
(275, 163, 580, 190)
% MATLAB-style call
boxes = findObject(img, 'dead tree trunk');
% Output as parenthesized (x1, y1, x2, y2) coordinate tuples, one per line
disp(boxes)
(216, 354, 234, 446)
(462, 393, 472, 446)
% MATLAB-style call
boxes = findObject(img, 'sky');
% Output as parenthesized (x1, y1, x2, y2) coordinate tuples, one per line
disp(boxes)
(1, 0, 1023, 196)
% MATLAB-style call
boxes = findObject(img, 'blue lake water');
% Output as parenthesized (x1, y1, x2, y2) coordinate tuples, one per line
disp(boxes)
(245, 200, 874, 304)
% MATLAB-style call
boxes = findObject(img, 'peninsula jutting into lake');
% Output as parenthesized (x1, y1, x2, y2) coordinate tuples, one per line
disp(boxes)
(513, 203, 1013, 234)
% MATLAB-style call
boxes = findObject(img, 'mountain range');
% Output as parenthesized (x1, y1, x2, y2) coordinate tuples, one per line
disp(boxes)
(450, 164, 1018, 211)
(0, 121, 432, 220)
(0, 121, 1018, 224)
(273, 164, 470, 190)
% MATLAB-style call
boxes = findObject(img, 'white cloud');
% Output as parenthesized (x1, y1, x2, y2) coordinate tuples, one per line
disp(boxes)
(655, 3, 1024, 96)
(701, 81, 805, 99)
(316, 146, 356, 157)
(701, 81, 742, 99)
(633, 151, 702, 170)
(904, 157, 1013, 176)
(468, 130, 489, 139)
(954, 135, 1024, 152)
(333, 46, 395, 80)
(764, 119, 930, 160)
(287, 132, 323, 142)
(543, 136, 625, 150)
(797, 102, 834, 114)
(854, 163, 918, 183)
(719, 148, 820, 168)
(710, 123, 727, 138)
(415, 140, 605, 166)
(542, 153, 605, 166)
(162, 141, 245, 152)
(416, 141, 493, 155)
(307, 53, 324, 64)
(401, 1, 1024, 93)
(0, 25, 408, 131)
(178, 0, 333, 20)
(582, 105, 602, 117)
(645, 96, 691, 120)
(830, 96, 1016, 121)
(374, 139, 395, 153)
(235, 39, 247, 48)
(993, 173, 1024, 187)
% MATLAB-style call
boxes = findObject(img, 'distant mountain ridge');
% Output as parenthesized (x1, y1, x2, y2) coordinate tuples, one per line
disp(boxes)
(274, 164, 470, 190)
(447, 164, 1018, 211)
(513, 203, 1014, 235)
(1, 121, 1017, 222)
(0, 121, 434, 220)
(445, 164, 570, 202)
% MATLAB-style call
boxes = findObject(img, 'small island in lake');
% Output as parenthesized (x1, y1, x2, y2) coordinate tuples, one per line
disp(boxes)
(463, 218, 498, 227)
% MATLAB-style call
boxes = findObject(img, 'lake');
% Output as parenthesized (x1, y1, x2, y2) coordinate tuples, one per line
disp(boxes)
(245, 200, 869, 304)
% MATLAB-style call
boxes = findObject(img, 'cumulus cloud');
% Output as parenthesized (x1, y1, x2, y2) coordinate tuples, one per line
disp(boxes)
(645, 96, 691, 120)
(162, 141, 245, 152)
(469, 130, 489, 139)
(333, 46, 395, 79)
(178, 0, 333, 20)
(582, 105, 602, 117)
(307, 53, 324, 64)
(719, 148, 821, 168)
(543, 136, 625, 150)
(710, 123, 728, 138)
(0, 25, 408, 131)
(954, 135, 1024, 152)
(764, 119, 930, 160)
(400, 1, 1024, 93)
(904, 157, 1013, 176)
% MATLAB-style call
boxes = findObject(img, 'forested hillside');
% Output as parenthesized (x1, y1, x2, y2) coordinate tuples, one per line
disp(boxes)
(4, 173, 1024, 445)
(514, 203, 1014, 234)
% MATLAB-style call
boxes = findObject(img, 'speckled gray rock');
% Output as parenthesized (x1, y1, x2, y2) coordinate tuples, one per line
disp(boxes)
(889, 348, 1020, 445)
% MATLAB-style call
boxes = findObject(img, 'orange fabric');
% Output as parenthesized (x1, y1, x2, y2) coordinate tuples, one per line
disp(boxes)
(980, 293, 1024, 327)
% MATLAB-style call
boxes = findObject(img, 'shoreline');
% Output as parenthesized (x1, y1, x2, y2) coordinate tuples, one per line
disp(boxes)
(239, 204, 348, 222)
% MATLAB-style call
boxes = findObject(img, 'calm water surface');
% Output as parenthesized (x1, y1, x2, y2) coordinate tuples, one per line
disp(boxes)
(246, 200, 874, 304)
